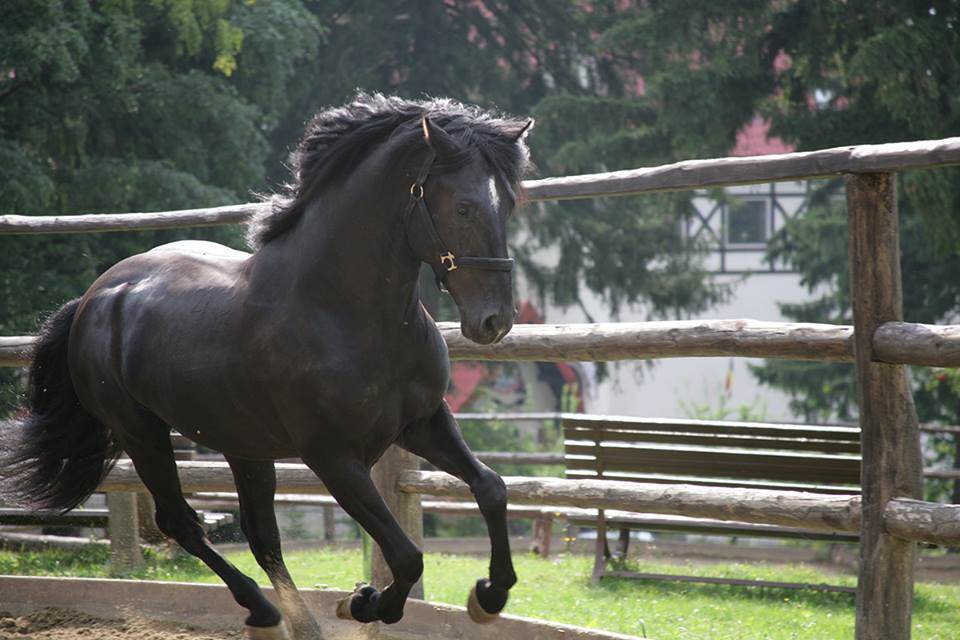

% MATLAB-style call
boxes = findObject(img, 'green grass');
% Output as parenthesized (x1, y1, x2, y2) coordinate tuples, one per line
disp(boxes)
(1, 545, 958, 639)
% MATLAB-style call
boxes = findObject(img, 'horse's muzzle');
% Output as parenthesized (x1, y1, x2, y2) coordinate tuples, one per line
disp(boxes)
(464, 306, 514, 345)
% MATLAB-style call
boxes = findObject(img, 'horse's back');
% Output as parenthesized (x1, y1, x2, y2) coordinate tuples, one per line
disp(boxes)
(76, 240, 249, 321)
(68, 241, 252, 416)
(149, 239, 250, 260)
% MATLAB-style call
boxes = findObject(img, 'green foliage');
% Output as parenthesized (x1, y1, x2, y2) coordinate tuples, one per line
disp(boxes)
(0, 1, 321, 318)
(0, 0, 326, 416)
(0, 543, 205, 580)
(229, 1, 322, 130)
(0, 544, 111, 576)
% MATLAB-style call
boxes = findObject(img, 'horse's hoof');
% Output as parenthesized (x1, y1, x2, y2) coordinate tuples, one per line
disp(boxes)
(245, 621, 290, 640)
(335, 594, 354, 621)
(467, 584, 500, 625)
(336, 583, 379, 623)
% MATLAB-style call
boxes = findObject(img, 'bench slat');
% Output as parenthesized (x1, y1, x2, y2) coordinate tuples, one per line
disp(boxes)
(564, 428, 860, 453)
(565, 512, 859, 541)
(563, 416, 860, 442)
(565, 445, 860, 484)
(563, 469, 860, 494)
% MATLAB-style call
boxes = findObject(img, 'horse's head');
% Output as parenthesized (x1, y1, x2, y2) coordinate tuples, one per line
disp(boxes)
(411, 116, 532, 345)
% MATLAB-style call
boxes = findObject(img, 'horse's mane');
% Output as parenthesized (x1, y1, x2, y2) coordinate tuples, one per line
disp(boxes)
(247, 92, 532, 249)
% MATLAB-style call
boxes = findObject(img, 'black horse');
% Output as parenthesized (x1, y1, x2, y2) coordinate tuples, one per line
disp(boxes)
(1, 93, 533, 639)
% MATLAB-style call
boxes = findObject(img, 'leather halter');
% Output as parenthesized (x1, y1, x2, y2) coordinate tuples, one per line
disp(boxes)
(402, 147, 515, 290)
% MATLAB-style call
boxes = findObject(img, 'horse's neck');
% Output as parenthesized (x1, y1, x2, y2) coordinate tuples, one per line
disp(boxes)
(249, 170, 422, 322)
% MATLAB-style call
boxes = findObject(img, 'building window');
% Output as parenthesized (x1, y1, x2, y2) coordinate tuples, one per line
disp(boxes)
(726, 198, 768, 245)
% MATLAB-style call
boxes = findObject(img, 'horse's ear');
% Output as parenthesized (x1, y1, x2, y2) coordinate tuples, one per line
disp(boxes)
(508, 119, 534, 142)
(421, 115, 460, 158)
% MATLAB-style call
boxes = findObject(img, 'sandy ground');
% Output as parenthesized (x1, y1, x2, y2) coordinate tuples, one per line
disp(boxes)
(0, 608, 242, 640)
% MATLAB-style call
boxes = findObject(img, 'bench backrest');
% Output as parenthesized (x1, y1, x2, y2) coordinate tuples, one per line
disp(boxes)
(563, 415, 861, 494)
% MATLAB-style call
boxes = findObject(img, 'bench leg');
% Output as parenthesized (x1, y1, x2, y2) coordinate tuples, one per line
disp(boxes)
(564, 524, 577, 552)
(591, 509, 607, 583)
(536, 516, 552, 558)
(543, 517, 553, 558)
(323, 505, 336, 542)
(617, 527, 630, 560)
(136, 492, 167, 544)
(530, 516, 551, 558)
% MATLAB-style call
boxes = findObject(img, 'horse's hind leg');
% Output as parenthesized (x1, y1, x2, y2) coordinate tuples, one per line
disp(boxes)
(227, 456, 323, 640)
(398, 402, 516, 623)
(112, 408, 287, 638)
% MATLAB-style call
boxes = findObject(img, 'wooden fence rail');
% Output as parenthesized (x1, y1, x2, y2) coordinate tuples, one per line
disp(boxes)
(0, 203, 265, 235)
(521, 137, 960, 202)
(91, 460, 960, 547)
(4, 319, 960, 368)
(2, 137, 959, 234)
(194, 449, 565, 467)
(401, 470, 863, 534)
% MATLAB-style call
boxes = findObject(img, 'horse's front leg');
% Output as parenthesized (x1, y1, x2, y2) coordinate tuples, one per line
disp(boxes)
(301, 455, 422, 625)
(398, 402, 516, 623)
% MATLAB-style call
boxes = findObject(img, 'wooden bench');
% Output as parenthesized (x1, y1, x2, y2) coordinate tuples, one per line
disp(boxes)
(563, 414, 862, 590)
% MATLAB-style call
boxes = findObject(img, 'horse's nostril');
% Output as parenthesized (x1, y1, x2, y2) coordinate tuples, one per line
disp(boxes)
(482, 314, 499, 336)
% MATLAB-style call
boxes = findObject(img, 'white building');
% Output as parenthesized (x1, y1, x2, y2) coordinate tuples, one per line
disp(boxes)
(517, 180, 815, 422)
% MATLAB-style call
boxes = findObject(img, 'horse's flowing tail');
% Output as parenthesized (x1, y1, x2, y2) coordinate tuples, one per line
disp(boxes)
(0, 298, 121, 512)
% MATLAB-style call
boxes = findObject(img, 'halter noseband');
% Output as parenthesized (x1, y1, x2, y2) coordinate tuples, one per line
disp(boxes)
(402, 147, 515, 291)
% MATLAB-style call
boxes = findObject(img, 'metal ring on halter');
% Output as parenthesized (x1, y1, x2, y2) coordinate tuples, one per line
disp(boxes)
(410, 183, 424, 200)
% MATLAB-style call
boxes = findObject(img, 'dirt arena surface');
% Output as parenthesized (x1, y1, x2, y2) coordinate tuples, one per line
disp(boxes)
(0, 607, 243, 640)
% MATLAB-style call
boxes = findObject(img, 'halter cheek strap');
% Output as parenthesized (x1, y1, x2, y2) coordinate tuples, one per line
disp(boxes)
(402, 148, 514, 290)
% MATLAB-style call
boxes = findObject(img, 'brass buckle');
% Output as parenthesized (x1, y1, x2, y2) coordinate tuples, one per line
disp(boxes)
(440, 252, 458, 271)
(410, 183, 424, 200)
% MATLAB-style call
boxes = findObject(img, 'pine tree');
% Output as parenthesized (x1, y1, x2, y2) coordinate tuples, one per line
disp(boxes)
(0, 1, 322, 411)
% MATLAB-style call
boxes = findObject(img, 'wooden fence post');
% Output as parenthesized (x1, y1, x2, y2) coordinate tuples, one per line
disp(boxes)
(531, 514, 553, 558)
(107, 492, 144, 571)
(847, 173, 923, 639)
(136, 493, 167, 544)
(370, 445, 424, 599)
(323, 505, 336, 542)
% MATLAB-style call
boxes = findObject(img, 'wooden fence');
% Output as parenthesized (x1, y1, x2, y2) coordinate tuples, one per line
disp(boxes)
(4, 136, 960, 639)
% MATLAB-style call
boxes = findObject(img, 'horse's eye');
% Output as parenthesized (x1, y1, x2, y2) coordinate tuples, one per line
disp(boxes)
(456, 204, 470, 217)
